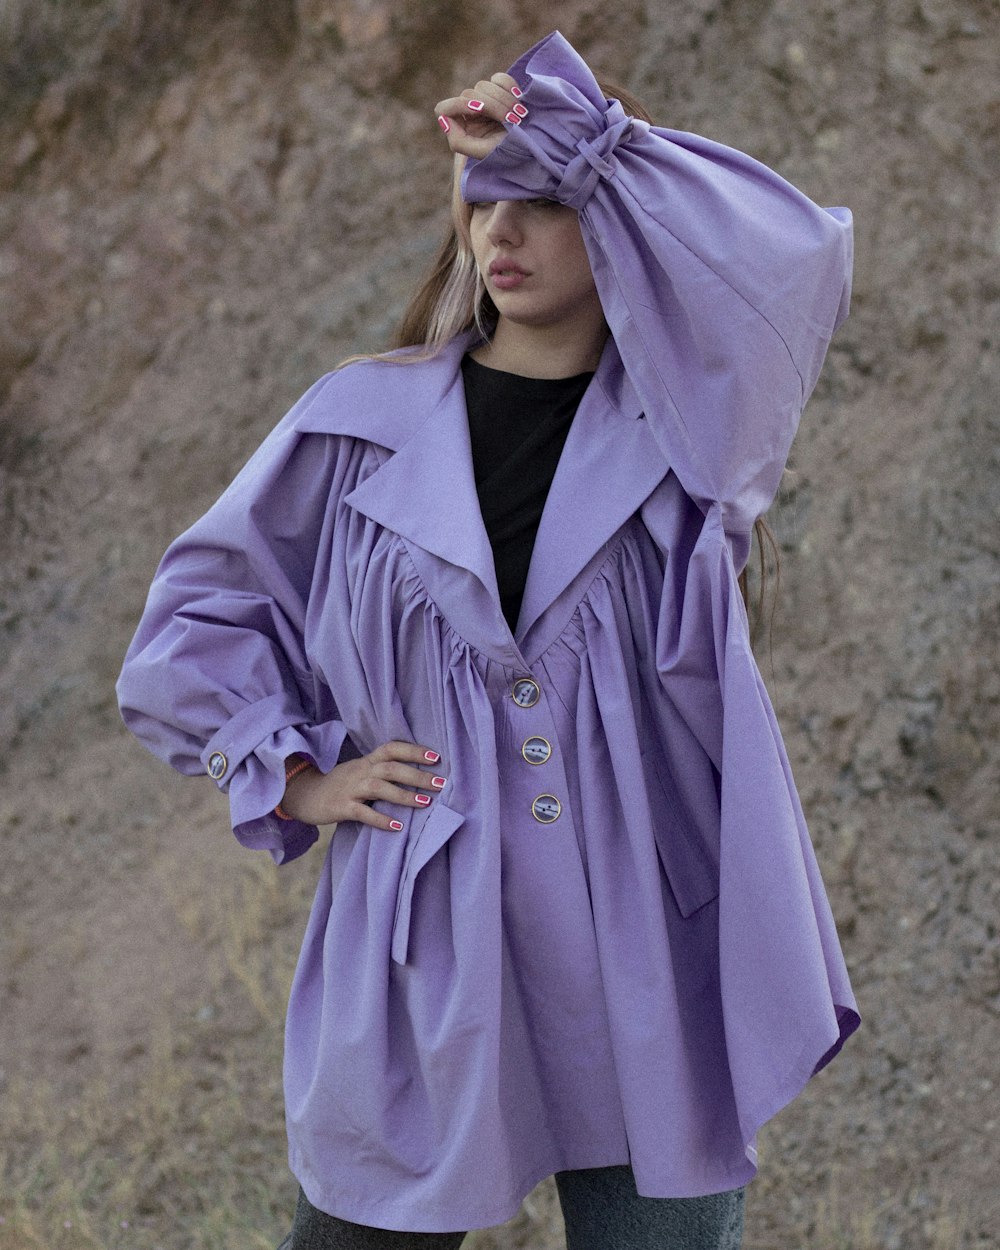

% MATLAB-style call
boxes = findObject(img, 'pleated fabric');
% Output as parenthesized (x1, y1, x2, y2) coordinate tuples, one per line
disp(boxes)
(117, 28, 860, 1235)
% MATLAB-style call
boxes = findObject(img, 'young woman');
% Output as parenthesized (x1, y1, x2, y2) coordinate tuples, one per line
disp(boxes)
(117, 31, 860, 1250)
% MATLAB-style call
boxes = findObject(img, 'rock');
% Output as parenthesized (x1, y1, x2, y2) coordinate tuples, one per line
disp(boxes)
(33, 80, 71, 133)
(11, 130, 41, 169)
(296, 0, 390, 44)
(132, 130, 163, 169)
(886, 35, 937, 85)
(155, 77, 195, 128)
(918, 103, 965, 156)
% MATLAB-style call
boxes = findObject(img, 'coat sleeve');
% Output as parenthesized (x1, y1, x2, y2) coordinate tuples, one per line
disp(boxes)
(461, 30, 853, 551)
(466, 32, 861, 1148)
(116, 373, 354, 863)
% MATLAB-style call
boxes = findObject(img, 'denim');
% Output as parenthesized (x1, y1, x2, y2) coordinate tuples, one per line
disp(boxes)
(276, 1187, 465, 1250)
(276, 1168, 744, 1249)
(554, 1166, 744, 1250)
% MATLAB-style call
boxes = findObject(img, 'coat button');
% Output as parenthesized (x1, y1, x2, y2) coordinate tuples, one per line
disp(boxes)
(521, 736, 552, 765)
(531, 794, 561, 823)
(511, 677, 540, 707)
(207, 751, 228, 780)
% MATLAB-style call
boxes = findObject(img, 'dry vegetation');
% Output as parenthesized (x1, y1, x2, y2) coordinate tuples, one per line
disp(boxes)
(1, 852, 975, 1250)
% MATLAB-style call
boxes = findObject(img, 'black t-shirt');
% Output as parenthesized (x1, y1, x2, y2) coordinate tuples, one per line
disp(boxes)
(461, 353, 594, 634)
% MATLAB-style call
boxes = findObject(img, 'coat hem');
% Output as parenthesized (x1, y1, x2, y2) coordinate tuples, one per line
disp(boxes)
(288, 1145, 560, 1233)
(287, 1144, 761, 1232)
(738, 1001, 861, 1150)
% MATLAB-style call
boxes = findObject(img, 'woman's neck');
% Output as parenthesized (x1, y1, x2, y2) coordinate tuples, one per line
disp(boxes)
(471, 316, 609, 379)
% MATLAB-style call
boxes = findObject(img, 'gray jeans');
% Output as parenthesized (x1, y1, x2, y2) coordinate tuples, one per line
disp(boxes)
(277, 1166, 745, 1249)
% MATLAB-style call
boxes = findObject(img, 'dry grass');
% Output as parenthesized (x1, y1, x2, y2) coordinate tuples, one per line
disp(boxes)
(0, 854, 306, 1250)
(0, 855, 978, 1250)
(745, 1144, 975, 1250)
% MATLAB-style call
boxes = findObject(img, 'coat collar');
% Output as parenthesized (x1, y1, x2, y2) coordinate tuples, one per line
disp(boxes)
(296, 330, 669, 658)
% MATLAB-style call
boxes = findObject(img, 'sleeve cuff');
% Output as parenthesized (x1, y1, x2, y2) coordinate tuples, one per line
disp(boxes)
(199, 691, 311, 786)
(218, 713, 352, 863)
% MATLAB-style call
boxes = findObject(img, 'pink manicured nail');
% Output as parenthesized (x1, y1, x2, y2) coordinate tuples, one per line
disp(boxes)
(431, 776, 446, 789)
(467, 99, 485, 112)
(505, 112, 522, 125)
(423, 750, 440, 762)
(512, 103, 528, 118)
(437, 115, 450, 132)
(389, 819, 404, 831)
(511, 85, 523, 97)
(415, 793, 432, 806)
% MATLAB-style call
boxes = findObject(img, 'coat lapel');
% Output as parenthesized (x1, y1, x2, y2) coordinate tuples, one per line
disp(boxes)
(514, 339, 669, 651)
(296, 330, 501, 604)
(297, 332, 519, 660)
(295, 331, 670, 660)
(338, 359, 503, 614)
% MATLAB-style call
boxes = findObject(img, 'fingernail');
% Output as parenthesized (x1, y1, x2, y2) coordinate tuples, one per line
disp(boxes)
(511, 86, 523, 97)
(505, 112, 522, 125)
(431, 776, 446, 789)
(467, 99, 485, 112)
(389, 819, 404, 831)
(512, 103, 528, 118)
(415, 793, 432, 806)
(423, 750, 440, 762)
(437, 115, 450, 132)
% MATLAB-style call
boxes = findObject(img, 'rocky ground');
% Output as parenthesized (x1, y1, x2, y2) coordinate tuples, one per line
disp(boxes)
(1, 2, 998, 1247)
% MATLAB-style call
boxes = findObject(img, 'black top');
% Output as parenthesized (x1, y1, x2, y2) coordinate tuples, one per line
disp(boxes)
(461, 353, 594, 634)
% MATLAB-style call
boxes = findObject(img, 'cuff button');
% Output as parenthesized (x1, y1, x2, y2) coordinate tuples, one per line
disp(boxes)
(207, 751, 228, 780)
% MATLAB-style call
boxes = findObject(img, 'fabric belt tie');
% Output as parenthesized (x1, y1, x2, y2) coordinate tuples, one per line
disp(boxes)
(556, 103, 642, 210)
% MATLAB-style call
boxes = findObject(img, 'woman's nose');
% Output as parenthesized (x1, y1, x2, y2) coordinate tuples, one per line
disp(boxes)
(485, 201, 523, 245)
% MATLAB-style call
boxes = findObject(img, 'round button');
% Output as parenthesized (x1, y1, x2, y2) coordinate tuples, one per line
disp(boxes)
(511, 678, 540, 707)
(207, 751, 228, 780)
(521, 736, 552, 765)
(531, 794, 561, 823)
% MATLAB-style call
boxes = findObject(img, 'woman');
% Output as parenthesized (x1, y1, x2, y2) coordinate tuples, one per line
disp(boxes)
(117, 31, 860, 1250)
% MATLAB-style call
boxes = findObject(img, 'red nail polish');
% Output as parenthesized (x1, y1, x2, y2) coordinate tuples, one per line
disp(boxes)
(389, 820, 404, 831)
(512, 103, 528, 118)
(511, 85, 523, 97)
(437, 115, 450, 132)
(431, 776, 446, 788)
(467, 99, 485, 112)
(505, 112, 522, 125)
(415, 793, 431, 806)
(423, 750, 440, 762)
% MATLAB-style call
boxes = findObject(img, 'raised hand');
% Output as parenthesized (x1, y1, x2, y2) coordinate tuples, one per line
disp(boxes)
(434, 72, 527, 160)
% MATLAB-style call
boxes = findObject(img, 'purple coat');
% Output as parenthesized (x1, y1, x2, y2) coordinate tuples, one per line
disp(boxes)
(118, 30, 859, 1234)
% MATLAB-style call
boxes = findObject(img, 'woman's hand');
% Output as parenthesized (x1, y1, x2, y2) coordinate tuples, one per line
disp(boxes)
(434, 72, 527, 159)
(279, 742, 448, 831)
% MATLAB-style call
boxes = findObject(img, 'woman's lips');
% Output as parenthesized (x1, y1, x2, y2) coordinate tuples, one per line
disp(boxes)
(489, 260, 529, 290)
(491, 271, 527, 290)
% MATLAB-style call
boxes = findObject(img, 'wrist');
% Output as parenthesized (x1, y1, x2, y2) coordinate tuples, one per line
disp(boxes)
(275, 757, 317, 821)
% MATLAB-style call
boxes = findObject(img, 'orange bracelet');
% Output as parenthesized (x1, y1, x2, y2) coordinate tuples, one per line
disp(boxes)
(275, 758, 314, 821)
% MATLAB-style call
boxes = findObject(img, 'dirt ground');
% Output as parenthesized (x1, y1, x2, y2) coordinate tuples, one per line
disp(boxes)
(1, 2, 998, 1247)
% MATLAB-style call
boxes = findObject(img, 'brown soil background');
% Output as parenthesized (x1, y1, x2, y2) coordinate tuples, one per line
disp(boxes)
(1, 2, 998, 1247)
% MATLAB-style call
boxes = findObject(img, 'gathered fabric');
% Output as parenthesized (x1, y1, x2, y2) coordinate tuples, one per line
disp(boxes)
(117, 29, 859, 1234)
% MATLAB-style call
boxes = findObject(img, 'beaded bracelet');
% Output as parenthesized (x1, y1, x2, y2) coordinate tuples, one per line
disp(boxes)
(275, 758, 314, 821)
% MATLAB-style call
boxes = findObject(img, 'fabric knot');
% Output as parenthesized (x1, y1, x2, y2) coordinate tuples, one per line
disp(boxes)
(556, 101, 638, 210)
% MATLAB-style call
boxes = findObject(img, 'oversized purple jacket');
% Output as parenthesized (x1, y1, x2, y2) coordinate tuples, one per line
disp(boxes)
(118, 30, 860, 1234)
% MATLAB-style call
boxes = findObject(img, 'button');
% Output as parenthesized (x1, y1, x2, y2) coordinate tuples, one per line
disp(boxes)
(521, 736, 552, 765)
(207, 751, 228, 780)
(531, 794, 561, 823)
(511, 678, 540, 707)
